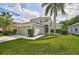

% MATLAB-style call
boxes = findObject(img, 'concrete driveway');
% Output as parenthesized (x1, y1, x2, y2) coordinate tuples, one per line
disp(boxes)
(0, 35, 19, 43)
(0, 35, 44, 43)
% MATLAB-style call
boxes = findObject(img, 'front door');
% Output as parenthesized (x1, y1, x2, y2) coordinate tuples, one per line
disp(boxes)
(44, 25, 48, 33)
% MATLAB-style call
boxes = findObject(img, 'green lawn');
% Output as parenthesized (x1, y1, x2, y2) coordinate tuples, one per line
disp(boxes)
(0, 34, 4, 36)
(0, 34, 79, 55)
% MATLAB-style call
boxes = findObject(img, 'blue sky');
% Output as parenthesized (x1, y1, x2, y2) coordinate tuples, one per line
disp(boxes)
(0, 3, 42, 17)
(0, 3, 44, 23)
(0, 3, 79, 23)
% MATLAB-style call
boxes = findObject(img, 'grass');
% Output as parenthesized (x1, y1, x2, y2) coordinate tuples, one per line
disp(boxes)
(0, 34, 79, 55)
(0, 34, 4, 36)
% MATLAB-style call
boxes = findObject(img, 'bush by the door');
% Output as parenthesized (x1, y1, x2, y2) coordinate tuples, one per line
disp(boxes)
(51, 29, 68, 35)
(28, 29, 34, 37)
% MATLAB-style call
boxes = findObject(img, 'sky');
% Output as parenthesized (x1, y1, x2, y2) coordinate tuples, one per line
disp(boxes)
(0, 3, 43, 23)
(0, 3, 79, 23)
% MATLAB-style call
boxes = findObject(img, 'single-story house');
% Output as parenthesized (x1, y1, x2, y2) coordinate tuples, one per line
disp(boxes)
(68, 22, 79, 35)
(15, 17, 62, 36)
(0, 23, 16, 31)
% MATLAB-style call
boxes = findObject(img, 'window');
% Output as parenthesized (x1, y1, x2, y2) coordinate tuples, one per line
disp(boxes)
(75, 28, 78, 32)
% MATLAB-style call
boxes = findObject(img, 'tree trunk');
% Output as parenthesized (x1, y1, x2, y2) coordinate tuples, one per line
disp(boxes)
(53, 8, 57, 35)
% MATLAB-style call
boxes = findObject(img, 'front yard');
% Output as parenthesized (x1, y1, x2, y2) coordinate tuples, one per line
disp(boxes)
(0, 34, 79, 55)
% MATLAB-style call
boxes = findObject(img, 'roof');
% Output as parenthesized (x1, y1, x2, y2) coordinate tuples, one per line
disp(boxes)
(16, 22, 43, 27)
(14, 16, 52, 24)
(68, 22, 79, 27)
(30, 16, 53, 23)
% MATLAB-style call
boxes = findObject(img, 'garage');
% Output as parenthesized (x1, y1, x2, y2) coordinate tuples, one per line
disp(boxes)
(17, 26, 31, 36)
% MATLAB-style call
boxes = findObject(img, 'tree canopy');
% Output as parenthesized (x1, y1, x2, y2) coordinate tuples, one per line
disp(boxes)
(0, 12, 13, 31)
(59, 15, 79, 29)
(42, 3, 65, 34)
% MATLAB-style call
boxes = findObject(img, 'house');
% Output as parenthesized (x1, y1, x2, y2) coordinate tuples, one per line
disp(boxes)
(15, 17, 62, 36)
(7, 22, 16, 31)
(0, 23, 16, 31)
(68, 22, 79, 35)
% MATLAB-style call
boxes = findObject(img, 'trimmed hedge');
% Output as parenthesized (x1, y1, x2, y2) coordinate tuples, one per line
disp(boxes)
(3, 29, 17, 35)
(51, 29, 68, 35)
(28, 29, 34, 37)
(61, 29, 68, 35)
(3, 31, 12, 35)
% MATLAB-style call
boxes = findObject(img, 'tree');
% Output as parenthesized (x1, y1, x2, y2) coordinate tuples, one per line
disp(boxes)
(0, 12, 13, 32)
(59, 15, 79, 29)
(42, 3, 65, 34)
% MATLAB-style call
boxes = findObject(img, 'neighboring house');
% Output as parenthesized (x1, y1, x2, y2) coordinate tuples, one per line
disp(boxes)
(7, 22, 16, 31)
(0, 23, 16, 31)
(15, 17, 62, 36)
(68, 22, 79, 35)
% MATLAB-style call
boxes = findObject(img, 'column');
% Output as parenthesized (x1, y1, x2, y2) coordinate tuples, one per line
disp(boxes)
(48, 24, 51, 35)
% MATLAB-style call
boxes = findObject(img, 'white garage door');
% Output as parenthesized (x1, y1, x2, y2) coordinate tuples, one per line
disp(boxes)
(18, 27, 28, 36)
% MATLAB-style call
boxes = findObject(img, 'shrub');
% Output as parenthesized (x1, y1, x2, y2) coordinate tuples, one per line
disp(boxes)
(51, 29, 62, 33)
(28, 29, 34, 37)
(56, 29, 62, 33)
(61, 29, 68, 35)
(12, 29, 17, 34)
(3, 29, 17, 35)
(3, 31, 12, 35)
(51, 29, 68, 35)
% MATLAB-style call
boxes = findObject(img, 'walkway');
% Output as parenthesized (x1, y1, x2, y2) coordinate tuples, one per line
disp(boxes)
(0, 35, 44, 43)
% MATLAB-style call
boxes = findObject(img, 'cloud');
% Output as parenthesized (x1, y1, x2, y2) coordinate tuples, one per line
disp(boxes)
(12, 15, 30, 23)
(57, 4, 79, 22)
(12, 3, 40, 23)
(2, 3, 79, 23)
(14, 3, 40, 19)
(20, 3, 42, 16)
(0, 3, 40, 23)
(22, 8, 39, 19)
(42, 3, 79, 23)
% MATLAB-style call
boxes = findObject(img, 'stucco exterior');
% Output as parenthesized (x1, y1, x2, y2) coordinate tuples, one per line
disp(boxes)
(16, 22, 44, 36)
(68, 22, 79, 35)
(16, 17, 62, 36)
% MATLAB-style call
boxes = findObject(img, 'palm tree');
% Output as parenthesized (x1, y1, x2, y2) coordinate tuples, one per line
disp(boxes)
(0, 12, 13, 32)
(42, 3, 65, 34)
